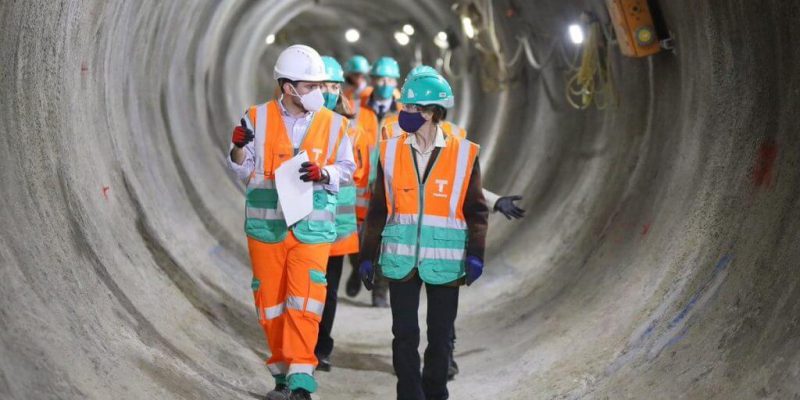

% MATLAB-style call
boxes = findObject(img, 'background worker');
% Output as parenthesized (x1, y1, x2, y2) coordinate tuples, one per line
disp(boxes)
(359, 72, 489, 400)
(314, 56, 371, 372)
(344, 56, 403, 307)
(342, 55, 371, 116)
(382, 65, 525, 380)
(227, 45, 355, 400)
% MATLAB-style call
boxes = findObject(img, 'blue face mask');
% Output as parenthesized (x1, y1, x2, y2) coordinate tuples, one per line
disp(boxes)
(323, 92, 339, 110)
(398, 110, 427, 133)
(375, 84, 395, 100)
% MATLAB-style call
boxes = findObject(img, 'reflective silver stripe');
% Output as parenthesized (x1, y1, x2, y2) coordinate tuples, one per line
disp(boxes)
(267, 362, 288, 375)
(253, 104, 268, 186)
(449, 139, 472, 218)
(246, 207, 284, 220)
(423, 215, 467, 230)
(308, 210, 335, 223)
(420, 246, 465, 261)
(356, 187, 368, 195)
(382, 242, 465, 261)
(337, 206, 355, 215)
(265, 303, 285, 320)
(383, 137, 399, 216)
(381, 242, 416, 257)
(305, 299, 324, 317)
(356, 198, 370, 207)
(341, 182, 355, 188)
(326, 113, 344, 161)
(389, 213, 418, 225)
(286, 296, 305, 311)
(288, 364, 315, 376)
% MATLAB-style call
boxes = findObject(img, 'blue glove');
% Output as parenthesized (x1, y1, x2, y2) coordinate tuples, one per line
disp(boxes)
(465, 256, 483, 286)
(359, 260, 374, 291)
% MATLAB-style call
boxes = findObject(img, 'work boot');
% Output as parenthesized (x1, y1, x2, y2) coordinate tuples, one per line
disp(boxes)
(372, 286, 389, 308)
(316, 353, 331, 372)
(345, 269, 361, 297)
(289, 389, 312, 400)
(265, 383, 290, 400)
(447, 357, 459, 381)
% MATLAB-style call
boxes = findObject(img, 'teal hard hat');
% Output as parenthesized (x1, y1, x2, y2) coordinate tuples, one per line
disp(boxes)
(321, 56, 345, 83)
(344, 55, 370, 74)
(370, 56, 401, 78)
(406, 65, 438, 80)
(400, 72, 454, 108)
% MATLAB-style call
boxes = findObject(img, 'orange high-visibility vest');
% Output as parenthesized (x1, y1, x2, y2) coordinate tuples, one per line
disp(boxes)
(330, 123, 370, 256)
(382, 117, 467, 140)
(377, 132, 480, 285)
(245, 100, 347, 244)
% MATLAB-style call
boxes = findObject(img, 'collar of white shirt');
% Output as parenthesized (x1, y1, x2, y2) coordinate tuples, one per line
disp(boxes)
(405, 126, 447, 151)
(278, 95, 313, 120)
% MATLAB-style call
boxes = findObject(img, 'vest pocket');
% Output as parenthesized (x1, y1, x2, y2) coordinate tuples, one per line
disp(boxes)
(378, 225, 411, 279)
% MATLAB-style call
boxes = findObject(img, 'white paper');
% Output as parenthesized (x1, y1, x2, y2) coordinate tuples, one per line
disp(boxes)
(275, 151, 313, 226)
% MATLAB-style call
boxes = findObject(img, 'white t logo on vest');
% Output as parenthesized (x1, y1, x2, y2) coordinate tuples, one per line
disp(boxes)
(311, 148, 323, 162)
(433, 179, 448, 198)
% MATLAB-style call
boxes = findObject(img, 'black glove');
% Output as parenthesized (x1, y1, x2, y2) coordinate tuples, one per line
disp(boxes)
(495, 195, 525, 220)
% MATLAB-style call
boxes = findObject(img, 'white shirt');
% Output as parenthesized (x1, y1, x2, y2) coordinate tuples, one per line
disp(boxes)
(228, 97, 355, 193)
(405, 126, 447, 180)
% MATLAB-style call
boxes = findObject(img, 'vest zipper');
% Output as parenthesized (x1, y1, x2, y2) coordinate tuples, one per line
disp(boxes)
(410, 139, 444, 270)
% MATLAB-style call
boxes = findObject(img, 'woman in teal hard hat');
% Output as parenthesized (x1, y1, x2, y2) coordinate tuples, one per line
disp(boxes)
(358, 71, 489, 400)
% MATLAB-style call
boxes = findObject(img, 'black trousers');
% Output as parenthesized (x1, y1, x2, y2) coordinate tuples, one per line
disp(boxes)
(390, 275, 459, 400)
(315, 255, 344, 358)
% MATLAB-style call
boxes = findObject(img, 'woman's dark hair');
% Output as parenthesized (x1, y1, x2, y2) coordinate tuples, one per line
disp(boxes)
(422, 105, 447, 124)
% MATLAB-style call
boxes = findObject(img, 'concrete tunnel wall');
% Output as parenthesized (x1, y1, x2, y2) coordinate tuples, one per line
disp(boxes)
(1, 0, 799, 399)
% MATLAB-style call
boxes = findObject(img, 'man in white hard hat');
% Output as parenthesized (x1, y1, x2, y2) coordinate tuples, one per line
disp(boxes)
(228, 44, 356, 400)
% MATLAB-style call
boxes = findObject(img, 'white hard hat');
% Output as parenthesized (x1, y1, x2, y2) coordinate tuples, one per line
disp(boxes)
(273, 44, 328, 82)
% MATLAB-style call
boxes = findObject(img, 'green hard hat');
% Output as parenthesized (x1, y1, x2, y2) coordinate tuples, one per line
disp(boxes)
(406, 65, 438, 80)
(370, 56, 401, 78)
(400, 72, 454, 108)
(344, 55, 370, 74)
(321, 56, 345, 83)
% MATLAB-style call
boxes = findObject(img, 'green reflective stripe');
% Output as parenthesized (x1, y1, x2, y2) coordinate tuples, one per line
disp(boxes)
(310, 270, 327, 285)
(251, 278, 260, 291)
(288, 369, 317, 393)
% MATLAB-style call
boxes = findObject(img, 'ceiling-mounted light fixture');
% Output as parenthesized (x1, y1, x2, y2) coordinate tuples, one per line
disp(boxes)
(461, 16, 475, 39)
(265, 34, 275, 45)
(394, 31, 410, 46)
(568, 24, 584, 44)
(434, 31, 449, 49)
(345, 28, 360, 43)
(403, 24, 415, 36)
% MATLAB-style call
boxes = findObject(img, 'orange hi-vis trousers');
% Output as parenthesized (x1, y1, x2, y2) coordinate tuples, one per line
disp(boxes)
(248, 231, 330, 384)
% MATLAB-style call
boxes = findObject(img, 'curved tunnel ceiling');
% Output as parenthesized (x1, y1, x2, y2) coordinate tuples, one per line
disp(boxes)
(1, 0, 799, 399)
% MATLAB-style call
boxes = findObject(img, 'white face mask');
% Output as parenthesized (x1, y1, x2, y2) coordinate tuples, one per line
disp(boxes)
(290, 85, 325, 112)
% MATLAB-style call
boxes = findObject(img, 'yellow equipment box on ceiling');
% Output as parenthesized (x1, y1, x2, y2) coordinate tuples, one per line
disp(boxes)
(605, 0, 661, 58)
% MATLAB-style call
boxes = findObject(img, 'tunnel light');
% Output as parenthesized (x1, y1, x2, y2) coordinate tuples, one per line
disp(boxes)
(265, 34, 275, 45)
(394, 31, 410, 46)
(345, 28, 360, 43)
(461, 16, 475, 39)
(434, 31, 449, 49)
(403, 24, 415, 36)
(568, 24, 584, 45)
